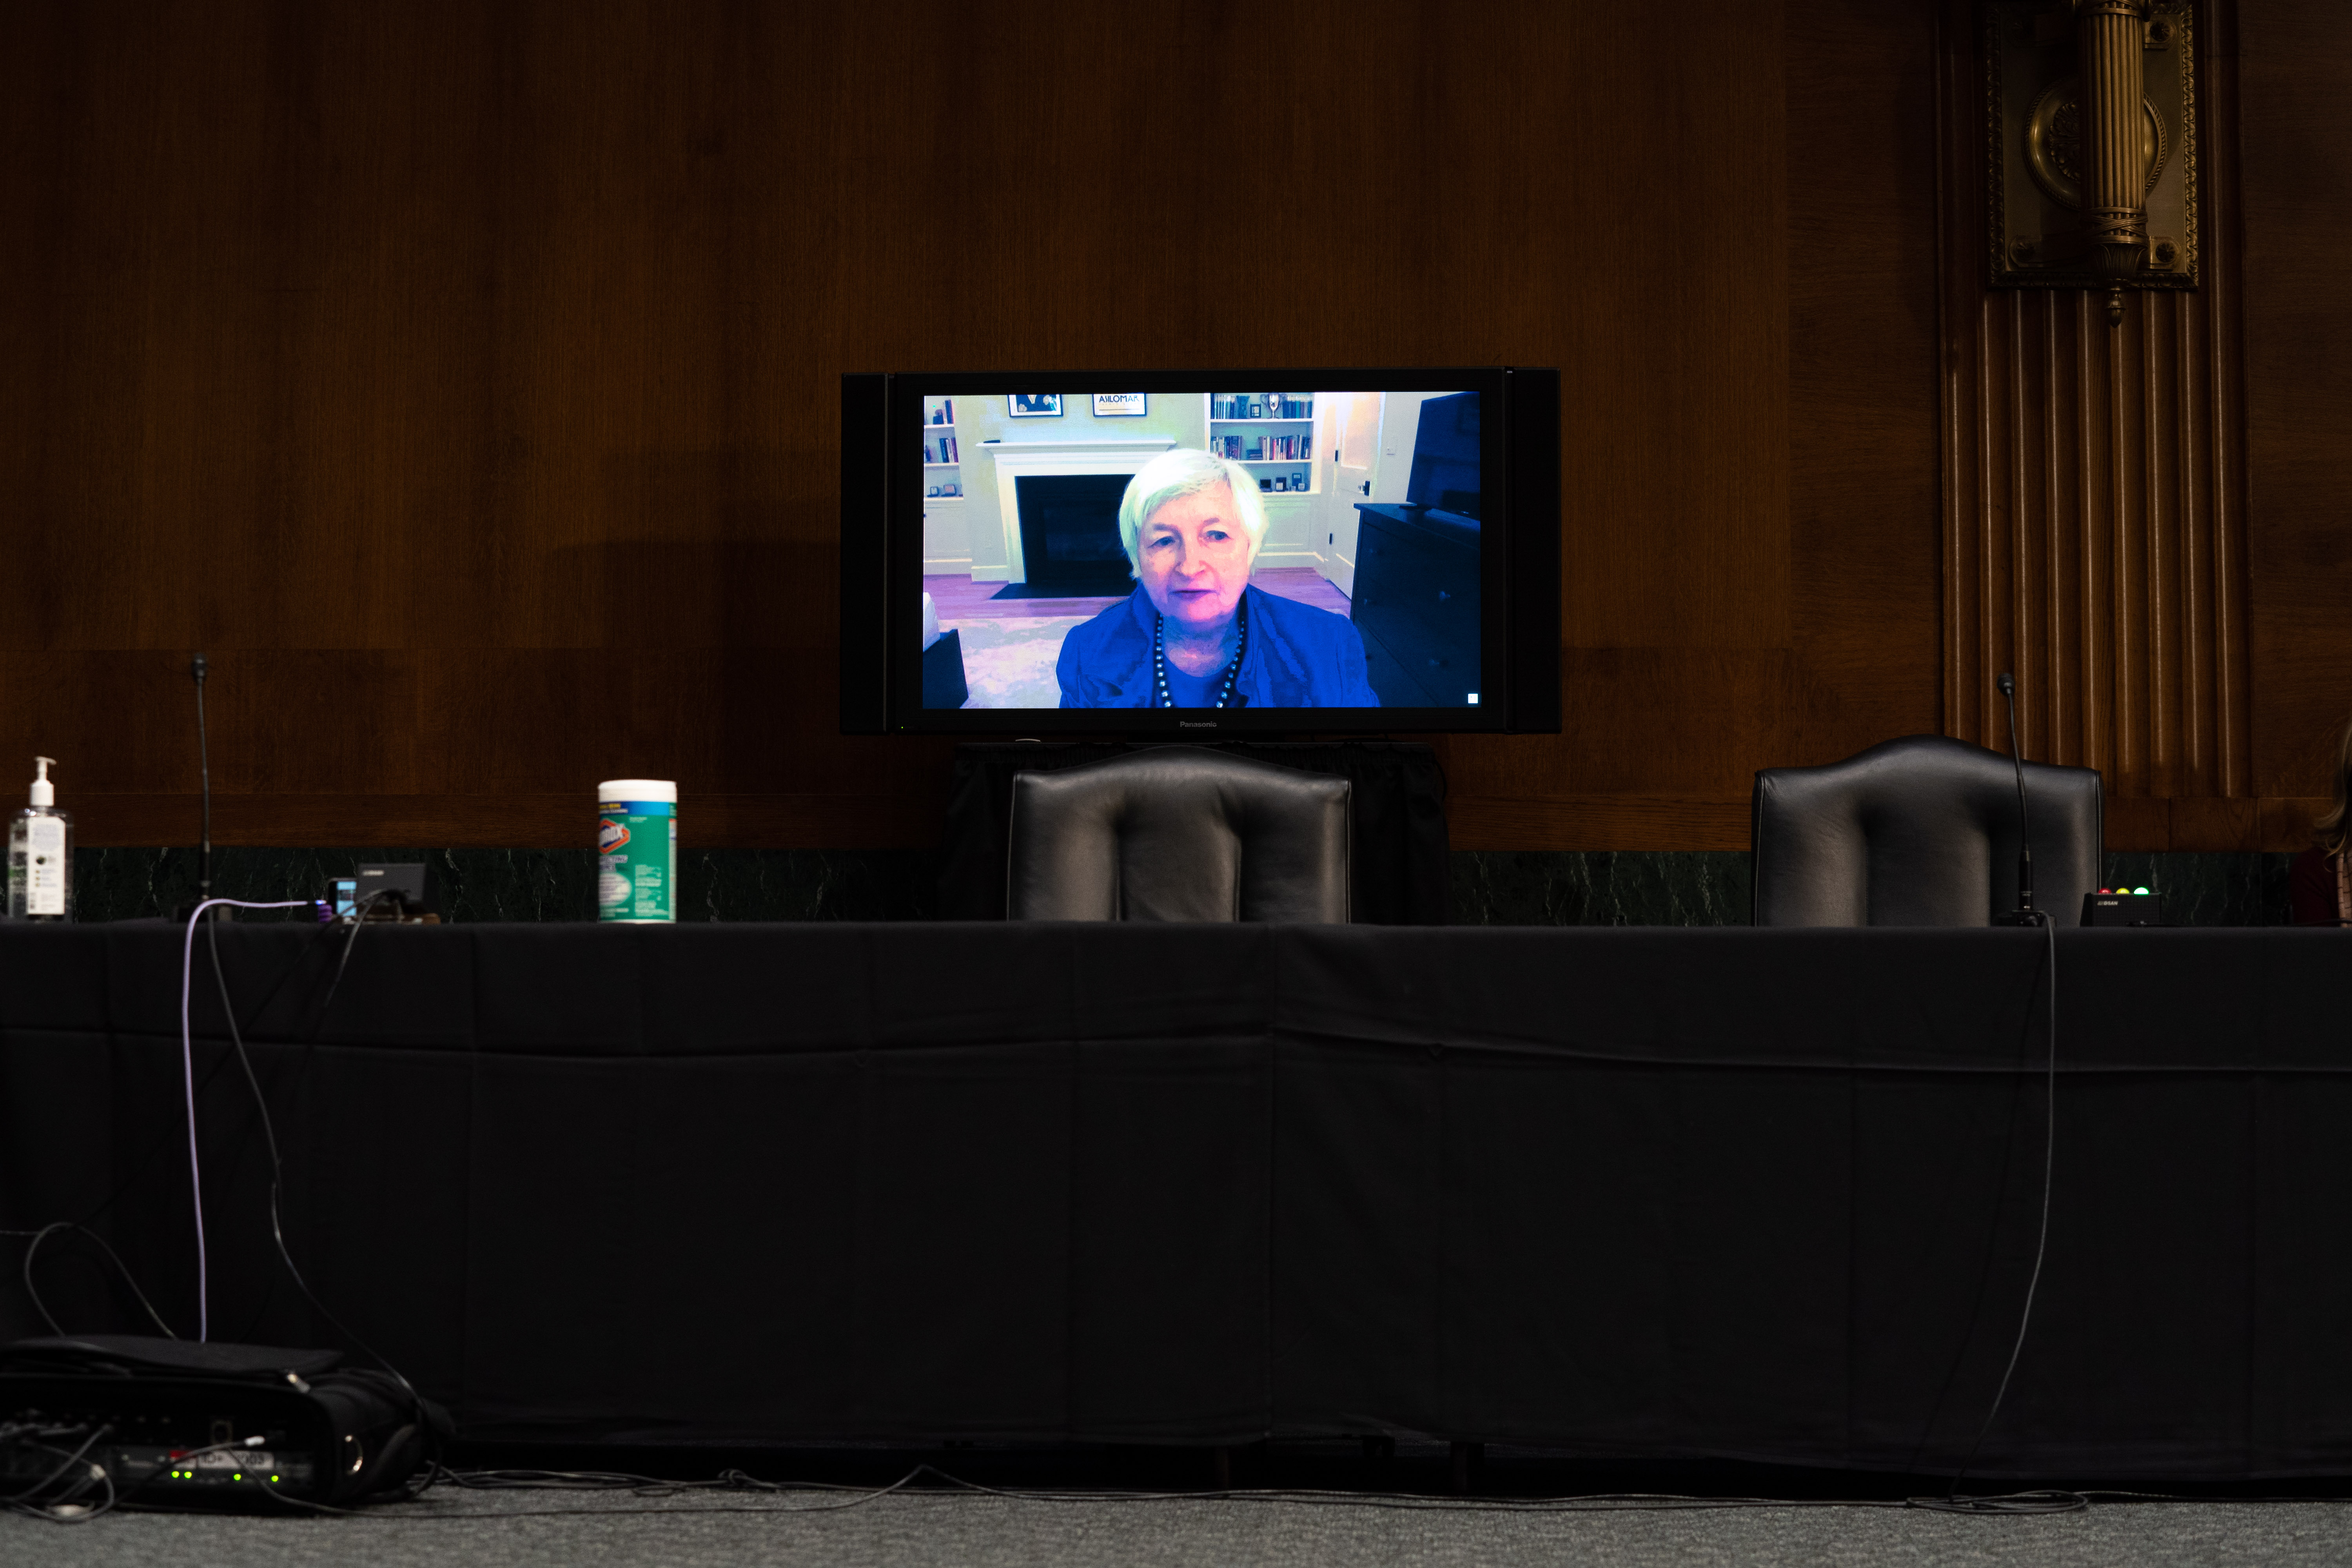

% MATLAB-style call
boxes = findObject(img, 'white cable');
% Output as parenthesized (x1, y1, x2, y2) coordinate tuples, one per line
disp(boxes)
(181, 899, 314, 1341)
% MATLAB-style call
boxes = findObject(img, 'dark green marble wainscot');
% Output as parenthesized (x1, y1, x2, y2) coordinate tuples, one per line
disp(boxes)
(72, 847, 943, 924)
(71, 846, 2297, 927)
(1452, 851, 1755, 926)
(1450, 850, 2298, 926)
(2100, 851, 2294, 928)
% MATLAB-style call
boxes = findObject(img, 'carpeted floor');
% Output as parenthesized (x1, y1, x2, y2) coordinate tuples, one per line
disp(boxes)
(10, 1488, 2352, 1568)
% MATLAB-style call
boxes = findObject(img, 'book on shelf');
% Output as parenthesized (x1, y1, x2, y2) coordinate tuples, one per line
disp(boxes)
(1210, 394, 1314, 421)
(1211, 433, 1311, 463)
(1215, 434, 1309, 461)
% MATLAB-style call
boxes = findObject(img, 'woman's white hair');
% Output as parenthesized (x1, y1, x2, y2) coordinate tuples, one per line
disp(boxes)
(1115, 448, 1269, 578)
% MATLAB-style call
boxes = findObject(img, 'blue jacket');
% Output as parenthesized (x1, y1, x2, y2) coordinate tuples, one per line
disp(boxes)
(1057, 584, 1381, 709)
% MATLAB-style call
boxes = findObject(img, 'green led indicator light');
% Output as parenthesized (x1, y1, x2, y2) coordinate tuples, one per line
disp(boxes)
(2134, 886, 2150, 895)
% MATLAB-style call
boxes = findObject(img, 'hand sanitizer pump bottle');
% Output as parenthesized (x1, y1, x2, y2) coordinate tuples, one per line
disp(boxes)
(8, 757, 73, 921)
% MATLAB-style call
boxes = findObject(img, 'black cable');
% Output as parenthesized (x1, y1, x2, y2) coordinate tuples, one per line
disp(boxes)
(257, 1463, 2112, 1521)
(13, 1221, 178, 1339)
(6, 916, 347, 1266)
(253, 1466, 933, 1519)
(1, 905, 435, 1524)
(51, 1465, 115, 1523)
(441, 1467, 729, 1491)
(0, 947, 319, 1343)
(202, 909, 436, 1441)
(1923, 915, 2061, 1511)
(314, 888, 401, 1024)
(886, 1467, 2061, 1515)
(0, 1421, 113, 1508)
(49, 1451, 2347, 1528)
(421, 1461, 2054, 1514)
(0, 1420, 120, 1522)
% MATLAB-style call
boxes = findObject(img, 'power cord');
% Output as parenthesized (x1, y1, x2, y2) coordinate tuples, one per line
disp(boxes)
(1913, 915, 2062, 1514)
(415, 1461, 2074, 1514)
(2, 914, 349, 1342)
(169, 1461, 2114, 1521)
(198, 896, 441, 1485)
(0, 1419, 117, 1522)
(9, 1222, 178, 1339)
(179, 898, 316, 1340)
(313, 888, 405, 1024)
(2, 900, 438, 1523)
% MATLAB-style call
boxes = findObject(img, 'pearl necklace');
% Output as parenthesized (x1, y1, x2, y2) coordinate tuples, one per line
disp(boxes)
(1154, 593, 1248, 709)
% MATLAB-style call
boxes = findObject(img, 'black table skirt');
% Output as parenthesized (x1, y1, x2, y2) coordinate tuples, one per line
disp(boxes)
(3, 920, 2349, 1478)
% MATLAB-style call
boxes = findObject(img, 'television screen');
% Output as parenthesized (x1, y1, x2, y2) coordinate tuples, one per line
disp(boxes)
(841, 368, 1557, 735)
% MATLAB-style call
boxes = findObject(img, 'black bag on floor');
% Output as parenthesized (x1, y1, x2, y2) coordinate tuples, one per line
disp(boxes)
(1, 1334, 450, 1509)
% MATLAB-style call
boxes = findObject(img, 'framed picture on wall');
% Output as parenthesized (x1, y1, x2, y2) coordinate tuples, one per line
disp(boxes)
(1007, 394, 1063, 418)
(1091, 392, 1148, 418)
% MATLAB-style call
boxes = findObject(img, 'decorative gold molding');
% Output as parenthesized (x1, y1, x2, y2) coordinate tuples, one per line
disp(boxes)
(1942, 0, 2252, 845)
(2022, 80, 2165, 210)
(1984, 0, 2197, 295)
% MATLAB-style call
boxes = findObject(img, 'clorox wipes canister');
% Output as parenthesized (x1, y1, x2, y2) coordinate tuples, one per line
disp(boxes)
(597, 779, 677, 923)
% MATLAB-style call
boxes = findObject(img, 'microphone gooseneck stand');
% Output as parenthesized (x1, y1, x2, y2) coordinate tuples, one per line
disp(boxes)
(1994, 671, 2045, 928)
(194, 653, 211, 912)
(177, 653, 227, 923)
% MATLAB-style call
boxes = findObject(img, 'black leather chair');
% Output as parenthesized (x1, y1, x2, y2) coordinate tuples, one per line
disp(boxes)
(1751, 735, 2103, 926)
(1007, 747, 1351, 922)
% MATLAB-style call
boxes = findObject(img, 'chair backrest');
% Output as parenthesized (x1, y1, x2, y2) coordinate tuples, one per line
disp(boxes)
(1751, 735, 2103, 927)
(1007, 747, 1352, 922)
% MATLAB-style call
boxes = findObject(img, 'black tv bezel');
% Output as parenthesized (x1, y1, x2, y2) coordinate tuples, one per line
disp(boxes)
(842, 367, 1558, 737)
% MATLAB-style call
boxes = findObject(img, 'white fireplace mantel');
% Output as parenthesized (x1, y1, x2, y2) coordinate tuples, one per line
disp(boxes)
(987, 438, 1176, 583)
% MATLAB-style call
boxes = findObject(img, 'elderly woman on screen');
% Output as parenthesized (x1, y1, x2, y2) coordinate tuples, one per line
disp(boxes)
(1055, 448, 1379, 709)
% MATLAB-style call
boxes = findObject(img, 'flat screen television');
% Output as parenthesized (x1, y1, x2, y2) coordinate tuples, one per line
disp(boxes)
(840, 367, 1558, 735)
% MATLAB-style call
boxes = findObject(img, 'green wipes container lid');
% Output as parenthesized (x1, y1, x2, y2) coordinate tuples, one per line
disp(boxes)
(598, 779, 677, 804)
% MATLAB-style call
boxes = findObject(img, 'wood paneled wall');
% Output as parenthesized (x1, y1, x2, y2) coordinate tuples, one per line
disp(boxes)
(1446, 0, 1943, 850)
(1936, 0, 2352, 852)
(7, 2, 2336, 856)
(0, 0, 1946, 851)
(2241, 0, 2352, 842)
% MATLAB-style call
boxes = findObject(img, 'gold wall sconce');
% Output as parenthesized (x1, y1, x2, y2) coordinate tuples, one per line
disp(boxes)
(1985, 0, 2198, 324)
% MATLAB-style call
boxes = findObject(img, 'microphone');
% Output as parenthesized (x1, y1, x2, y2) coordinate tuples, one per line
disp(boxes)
(1995, 671, 2042, 926)
(191, 653, 219, 921)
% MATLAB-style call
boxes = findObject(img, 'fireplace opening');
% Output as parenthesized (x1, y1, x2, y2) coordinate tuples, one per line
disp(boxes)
(999, 473, 1137, 598)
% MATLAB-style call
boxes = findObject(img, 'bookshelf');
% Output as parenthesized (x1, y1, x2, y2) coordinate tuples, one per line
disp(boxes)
(920, 395, 966, 570)
(920, 396, 962, 498)
(1206, 392, 1316, 496)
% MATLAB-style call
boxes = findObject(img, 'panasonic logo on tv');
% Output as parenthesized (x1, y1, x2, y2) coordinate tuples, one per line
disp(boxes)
(1178, 720, 1217, 729)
